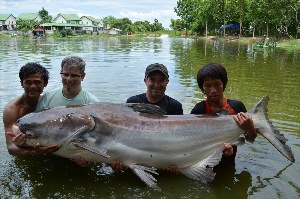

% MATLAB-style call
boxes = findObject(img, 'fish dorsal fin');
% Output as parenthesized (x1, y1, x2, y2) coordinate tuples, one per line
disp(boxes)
(215, 109, 230, 116)
(129, 164, 160, 190)
(180, 148, 223, 183)
(128, 103, 167, 115)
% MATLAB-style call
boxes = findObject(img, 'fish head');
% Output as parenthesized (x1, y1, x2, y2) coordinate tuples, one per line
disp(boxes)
(14, 108, 95, 147)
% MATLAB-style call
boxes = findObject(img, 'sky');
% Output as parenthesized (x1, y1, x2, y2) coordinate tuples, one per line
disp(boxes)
(0, 0, 179, 28)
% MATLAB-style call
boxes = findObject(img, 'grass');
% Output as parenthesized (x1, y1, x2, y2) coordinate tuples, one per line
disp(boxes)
(278, 39, 300, 49)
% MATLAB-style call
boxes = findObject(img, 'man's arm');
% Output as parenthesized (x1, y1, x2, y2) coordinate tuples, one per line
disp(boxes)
(3, 104, 60, 157)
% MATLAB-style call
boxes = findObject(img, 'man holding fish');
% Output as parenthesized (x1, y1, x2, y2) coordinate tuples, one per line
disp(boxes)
(3, 62, 60, 156)
(191, 63, 257, 165)
(4, 60, 256, 170)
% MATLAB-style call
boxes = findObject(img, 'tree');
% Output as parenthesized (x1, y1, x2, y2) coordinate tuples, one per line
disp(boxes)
(174, 0, 198, 35)
(226, 0, 249, 36)
(152, 19, 164, 31)
(16, 19, 39, 34)
(38, 7, 52, 23)
(133, 21, 147, 33)
(170, 19, 184, 35)
(194, 0, 215, 37)
(103, 16, 118, 29)
(117, 18, 133, 33)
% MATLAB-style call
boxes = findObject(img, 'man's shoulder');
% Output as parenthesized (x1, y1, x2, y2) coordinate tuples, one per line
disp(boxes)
(42, 88, 61, 98)
(164, 95, 182, 106)
(36, 88, 62, 110)
(3, 96, 28, 126)
(227, 99, 247, 112)
(126, 93, 146, 103)
(80, 89, 99, 102)
(191, 101, 206, 114)
(162, 95, 183, 115)
(82, 89, 97, 96)
(4, 96, 23, 113)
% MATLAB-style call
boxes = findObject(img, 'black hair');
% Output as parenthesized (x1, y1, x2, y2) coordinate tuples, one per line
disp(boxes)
(19, 62, 49, 82)
(196, 63, 228, 92)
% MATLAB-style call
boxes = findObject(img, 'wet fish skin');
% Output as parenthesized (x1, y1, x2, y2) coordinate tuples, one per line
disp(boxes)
(14, 96, 295, 189)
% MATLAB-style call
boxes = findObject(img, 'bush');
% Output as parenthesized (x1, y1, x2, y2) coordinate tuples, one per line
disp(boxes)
(59, 29, 74, 37)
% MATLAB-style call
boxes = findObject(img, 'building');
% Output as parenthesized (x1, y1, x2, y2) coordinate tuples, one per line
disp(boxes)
(2, 12, 122, 35)
(41, 13, 93, 34)
(80, 16, 104, 33)
(0, 14, 16, 31)
(53, 13, 81, 24)
(17, 13, 42, 22)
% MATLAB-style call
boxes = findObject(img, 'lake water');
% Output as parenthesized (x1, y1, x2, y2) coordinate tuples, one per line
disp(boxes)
(0, 36, 299, 199)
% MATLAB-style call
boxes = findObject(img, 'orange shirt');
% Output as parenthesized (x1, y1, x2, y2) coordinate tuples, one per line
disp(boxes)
(205, 97, 236, 115)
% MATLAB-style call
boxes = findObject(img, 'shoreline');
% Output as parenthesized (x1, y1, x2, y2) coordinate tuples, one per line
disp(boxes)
(1, 31, 299, 49)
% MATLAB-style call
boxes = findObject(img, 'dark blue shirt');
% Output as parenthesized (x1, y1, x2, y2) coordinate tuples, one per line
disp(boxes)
(126, 93, 183, 115)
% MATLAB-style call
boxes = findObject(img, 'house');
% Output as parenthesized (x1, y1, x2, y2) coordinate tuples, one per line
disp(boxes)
(46, 13, 89, 33)
(0, 14, 16, 31)
(40, 22, 94, 34)
(17, 13, 42, 22)
(53, 13, 81, 24)
(80, 16, 104, 33)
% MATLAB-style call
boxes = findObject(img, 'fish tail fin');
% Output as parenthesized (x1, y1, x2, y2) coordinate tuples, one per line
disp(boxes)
(249, 96, 295, 162)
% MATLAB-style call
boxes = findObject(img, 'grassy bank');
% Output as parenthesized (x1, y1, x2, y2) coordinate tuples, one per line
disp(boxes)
(1, 30, 299, 50)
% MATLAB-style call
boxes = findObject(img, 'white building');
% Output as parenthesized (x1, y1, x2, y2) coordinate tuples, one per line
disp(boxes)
(80, 16, 104, 33)
(0, 14, 16, 31)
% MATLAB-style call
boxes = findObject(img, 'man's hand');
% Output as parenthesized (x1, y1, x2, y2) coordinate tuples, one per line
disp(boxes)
(9, 131, 27, 147)
(7, 127, 60, 156)
(223, 143, 234, 157)
(33, 143, 61, 156)
(233, 112, 257, 142)
(111, 160, 126, 171)
(70, 156, 92, 167)
(8, 124, 27, 147)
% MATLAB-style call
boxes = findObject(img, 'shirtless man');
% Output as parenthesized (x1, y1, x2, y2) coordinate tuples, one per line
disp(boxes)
(3, 62, 60, 156)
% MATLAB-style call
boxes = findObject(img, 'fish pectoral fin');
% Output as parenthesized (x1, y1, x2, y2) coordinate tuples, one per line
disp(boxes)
(180, 148, 223, 183)
(129, 164, 160, 190)
(72, 141, 110, 159)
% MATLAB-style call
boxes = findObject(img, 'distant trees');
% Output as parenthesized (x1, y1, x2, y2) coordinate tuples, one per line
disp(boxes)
(102, 16, 164, 34)
(173, 0, 300, 38)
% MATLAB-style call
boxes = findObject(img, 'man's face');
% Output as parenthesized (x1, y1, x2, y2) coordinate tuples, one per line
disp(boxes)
(144, 71, 169, 99)
(60, 65, 85, 92)
(21, 73, 47, 98)
(202, 77, 224, 103)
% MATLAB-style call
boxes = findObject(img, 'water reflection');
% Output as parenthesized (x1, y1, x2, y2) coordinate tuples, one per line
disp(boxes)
(0, 37, 299, 198)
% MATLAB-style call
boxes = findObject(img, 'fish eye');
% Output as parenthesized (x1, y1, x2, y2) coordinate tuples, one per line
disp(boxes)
(26, 132, 33, 138)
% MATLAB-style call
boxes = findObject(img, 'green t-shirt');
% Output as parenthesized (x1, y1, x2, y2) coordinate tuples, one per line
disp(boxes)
(36, 88, 99, 110)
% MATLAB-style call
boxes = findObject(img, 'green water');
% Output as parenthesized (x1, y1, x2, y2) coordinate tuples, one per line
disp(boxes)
(0, 36, 299, 198)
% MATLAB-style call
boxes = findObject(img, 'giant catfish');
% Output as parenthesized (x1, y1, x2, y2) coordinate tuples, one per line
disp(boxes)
(13, 96, 295, 189)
